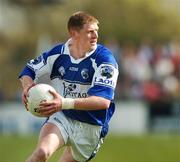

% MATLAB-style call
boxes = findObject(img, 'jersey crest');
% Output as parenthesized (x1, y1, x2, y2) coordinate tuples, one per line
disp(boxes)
(93, 64, 118, 89)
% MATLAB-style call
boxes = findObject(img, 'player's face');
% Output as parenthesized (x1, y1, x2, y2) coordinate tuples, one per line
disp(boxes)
(76, 22, 99, 52)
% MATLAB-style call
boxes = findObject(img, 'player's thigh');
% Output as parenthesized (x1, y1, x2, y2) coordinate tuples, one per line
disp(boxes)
(59, 147, 77, 162)
(38, 122, 65, 153)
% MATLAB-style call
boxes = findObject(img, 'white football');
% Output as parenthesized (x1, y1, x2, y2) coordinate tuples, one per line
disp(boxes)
(27, 84, 56, 117)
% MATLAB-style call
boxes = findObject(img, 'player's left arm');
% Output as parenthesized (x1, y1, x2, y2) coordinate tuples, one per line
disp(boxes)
(38, 92, 109, 116)
(39, 60, 118, 112)
(74, 96, 110, 110)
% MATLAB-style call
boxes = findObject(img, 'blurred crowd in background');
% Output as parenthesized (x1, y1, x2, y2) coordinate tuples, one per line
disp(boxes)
(107, 39, 180, 103)
(0, 0, 180, 106)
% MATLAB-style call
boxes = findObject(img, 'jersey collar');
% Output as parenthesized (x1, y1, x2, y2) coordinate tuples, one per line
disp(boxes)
(63, 39, 97, 64)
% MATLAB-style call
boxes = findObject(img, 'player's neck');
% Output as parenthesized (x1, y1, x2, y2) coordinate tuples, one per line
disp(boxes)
(68, 41, 87, 60)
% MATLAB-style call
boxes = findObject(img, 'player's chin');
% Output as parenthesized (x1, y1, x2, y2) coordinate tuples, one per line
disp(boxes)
(89, 42, 97, 50)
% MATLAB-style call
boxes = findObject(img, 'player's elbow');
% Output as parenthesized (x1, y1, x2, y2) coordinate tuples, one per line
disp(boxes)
(88, 96, 111, 110)
(100, 99, 111, 109)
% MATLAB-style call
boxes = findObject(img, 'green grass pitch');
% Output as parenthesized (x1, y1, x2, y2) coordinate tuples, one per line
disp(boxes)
(0, 134, 180, 162)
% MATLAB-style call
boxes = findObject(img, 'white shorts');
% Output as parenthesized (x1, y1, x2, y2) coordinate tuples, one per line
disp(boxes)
(46, 111, 104, 162)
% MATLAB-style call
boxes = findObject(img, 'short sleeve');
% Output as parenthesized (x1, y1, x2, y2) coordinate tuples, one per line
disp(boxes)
(88, 48, 119, 100)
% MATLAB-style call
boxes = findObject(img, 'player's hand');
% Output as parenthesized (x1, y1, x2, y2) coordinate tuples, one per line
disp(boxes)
(22, 83, 36, 110)
(38, 90, 63, 117)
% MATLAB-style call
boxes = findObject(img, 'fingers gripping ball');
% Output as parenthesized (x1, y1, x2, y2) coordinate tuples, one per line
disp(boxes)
(27, 84, 56, 117)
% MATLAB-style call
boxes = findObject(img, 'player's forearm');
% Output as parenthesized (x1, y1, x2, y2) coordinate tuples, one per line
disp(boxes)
(74, 96, 110, 110)
(20, 75, 34, 89)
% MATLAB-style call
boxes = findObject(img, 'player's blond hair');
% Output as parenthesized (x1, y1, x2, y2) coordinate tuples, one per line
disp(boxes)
(67, 11, 99, 32)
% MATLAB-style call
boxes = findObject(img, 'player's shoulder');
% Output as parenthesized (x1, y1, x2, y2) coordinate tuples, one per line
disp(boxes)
(41, 42, 65, 62)
(46, 43, 64, 56)
(94, 44, 118, 67)
(96, 44, 112, 54)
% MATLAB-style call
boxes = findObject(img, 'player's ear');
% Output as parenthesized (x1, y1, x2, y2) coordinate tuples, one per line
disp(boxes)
(69, 29, 79, 37)
(69, 29, 75, 37)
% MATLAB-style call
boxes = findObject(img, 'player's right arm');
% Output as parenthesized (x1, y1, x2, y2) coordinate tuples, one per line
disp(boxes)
(20, 75, 34, 89)
(19, 44, 63, 110)
(20, 75, 35, 110)
(19, 52, 50, 109)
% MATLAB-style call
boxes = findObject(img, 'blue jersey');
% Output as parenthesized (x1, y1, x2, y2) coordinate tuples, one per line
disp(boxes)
(19, 39, 119, 136)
